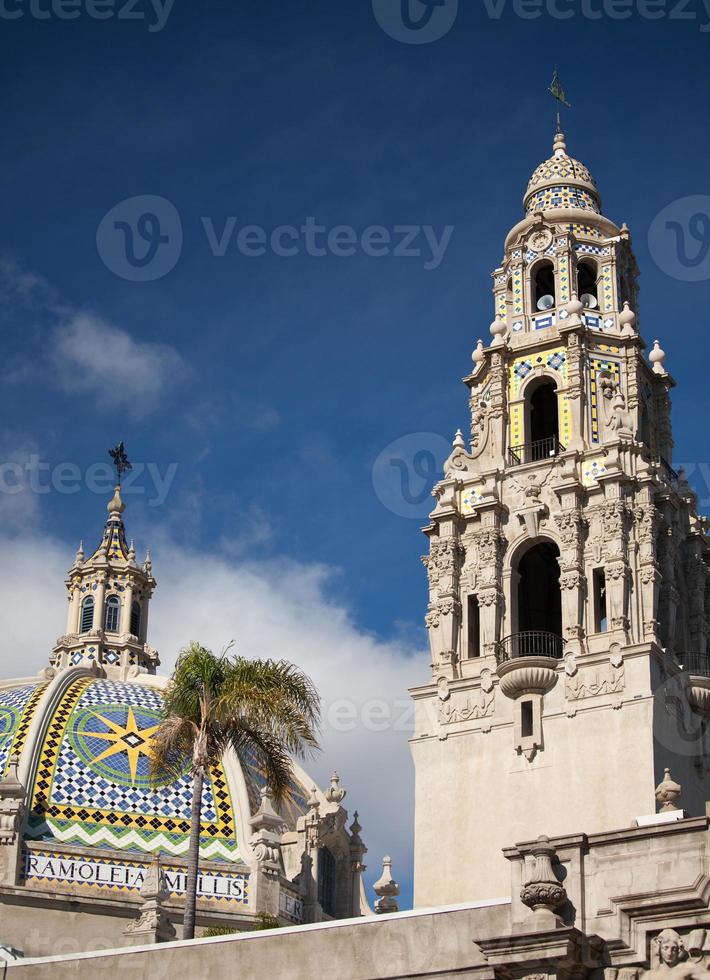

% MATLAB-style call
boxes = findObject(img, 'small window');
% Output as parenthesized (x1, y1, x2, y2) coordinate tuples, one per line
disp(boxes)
(317, 847, 337, 918)
(521, 701, 534, 739)
(594, 569, 608, 633)
(80, 596, 94, 634)
(104, 596, 120, 633)
(130, 601, 141, 638)
(467, 595, 480, 658)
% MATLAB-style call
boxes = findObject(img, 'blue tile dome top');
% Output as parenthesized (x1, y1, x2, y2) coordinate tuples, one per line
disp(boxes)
(524, 131, 601, 215)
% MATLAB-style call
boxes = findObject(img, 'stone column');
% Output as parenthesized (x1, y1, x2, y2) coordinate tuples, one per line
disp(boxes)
(472, 522, 506, 659)
(633, 496, 662, 644)
(597, 493, 631, 639)
(123, 858, 176, 946)
(0, 756, 26, 888)
(423, 530, 464, 674)
(555, 508, 587, 653)
(93, 571, 107, 630)
(249, 787, 284, 919)
(121, 580, 134, 635)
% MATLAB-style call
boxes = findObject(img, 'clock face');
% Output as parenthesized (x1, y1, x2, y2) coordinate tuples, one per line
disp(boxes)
(528, 229, 553, 253)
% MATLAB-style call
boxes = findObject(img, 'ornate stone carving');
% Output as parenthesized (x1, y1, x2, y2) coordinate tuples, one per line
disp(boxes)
(655, 769, 682, 813)
(520, 836, 567, 914)
(123, 858, 176, 945)
(565, 655, 625, 701)
(438, 686, 495, 726)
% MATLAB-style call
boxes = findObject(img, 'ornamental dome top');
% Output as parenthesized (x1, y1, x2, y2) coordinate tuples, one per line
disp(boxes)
(524, 130, 601, 216)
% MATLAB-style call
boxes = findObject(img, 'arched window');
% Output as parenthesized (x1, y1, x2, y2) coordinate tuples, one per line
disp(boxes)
(516, 541, 563, 653)
(577, 259, 598, 308)
(130, 601, 141, 638)
(104, 595, 120, 633)
(80, 596, 94, 634)
(532, 260, 556, 311)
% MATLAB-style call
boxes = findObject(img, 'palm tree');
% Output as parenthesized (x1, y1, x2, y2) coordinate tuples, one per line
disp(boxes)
(150, 642, 321, 941)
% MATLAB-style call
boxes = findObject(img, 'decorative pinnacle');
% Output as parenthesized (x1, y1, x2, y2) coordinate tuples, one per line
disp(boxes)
(472, 339, 485, 367)
(650, 340, 667, 376)
(453, 430, 466, 451)
(325, 771, 347, 805)
(656, 768, 682, 813)
(107, 484, 126, 517)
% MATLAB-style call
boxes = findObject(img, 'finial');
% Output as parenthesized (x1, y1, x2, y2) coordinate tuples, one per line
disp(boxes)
(568, 292, 583, 314)
(656, 768, 682, 813)
(325, 771, 347, 806)
(307, 786, 320, 812)
(373, 856, 400, 914)
(650, 340, 667, 375)
(143, 550, 152, 574)
(73, 540, 84, 565)
(620, 301, 637, 337)
(350, 810, 362, 838)
(490, 318, 507, 348)
(472, 339, 485, 368)
(453, 430, 466, 451)
(107, 485, 125, 517)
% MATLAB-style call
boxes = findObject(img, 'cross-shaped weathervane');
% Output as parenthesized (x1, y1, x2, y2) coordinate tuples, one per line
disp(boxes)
(108, 442, 132, 485)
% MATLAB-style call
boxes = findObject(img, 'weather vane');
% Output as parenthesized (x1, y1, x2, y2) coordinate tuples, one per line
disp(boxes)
(549, 66, 571, 133)
(108, 442, 132, 486)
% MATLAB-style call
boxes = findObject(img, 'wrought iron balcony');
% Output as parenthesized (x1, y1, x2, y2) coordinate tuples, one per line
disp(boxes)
(508, 437, 565, 467)
(676, 652, 710, 677)
(495, 631, 566, 666)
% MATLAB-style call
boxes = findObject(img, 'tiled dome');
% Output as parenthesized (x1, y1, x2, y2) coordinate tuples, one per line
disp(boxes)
(524, 132, 601, 215)
(23, 676, 311, 863)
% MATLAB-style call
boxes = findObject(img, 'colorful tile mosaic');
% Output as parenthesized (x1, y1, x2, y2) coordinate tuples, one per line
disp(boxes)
(0, 684, 46, 776)
(567, 223, 604, 241)
(508, 349, 571, 449)
(601, 263, 615, 313)
(23, 848, 249, 905)
(582, 457, 609, 488)
(27, 679, 240, 862)
(513, 267, 524, 315)
(460, 485, 485, 515)
(527, 155, 597, 190)
(526, 185, 600, 215)
(558, 253, 570, 304)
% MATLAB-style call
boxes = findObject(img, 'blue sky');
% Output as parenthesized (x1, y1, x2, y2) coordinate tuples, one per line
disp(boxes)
(1, 0, 710, 911)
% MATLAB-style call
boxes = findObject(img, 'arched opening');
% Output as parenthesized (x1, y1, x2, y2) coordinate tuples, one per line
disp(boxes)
(515, 541, 563, 655)
(577, 259, 598, 308)
(79, 596, 94, 634)
(532, 260, 556, 311)
(513, 378, 561, 465)
(130, 601, 141, 638)
(104, 595, 120, 633)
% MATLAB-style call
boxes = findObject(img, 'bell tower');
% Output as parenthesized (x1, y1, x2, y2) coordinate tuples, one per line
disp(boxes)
(410, 129, 710, 907)
(51, 484, 159, 678)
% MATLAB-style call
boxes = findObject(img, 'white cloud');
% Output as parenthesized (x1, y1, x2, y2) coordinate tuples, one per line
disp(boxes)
(51, 313, 187, 417)
(0, 524, 421, 903)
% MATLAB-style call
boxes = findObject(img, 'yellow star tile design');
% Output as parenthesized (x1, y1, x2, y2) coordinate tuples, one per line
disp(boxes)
(89, 707, 160, 783)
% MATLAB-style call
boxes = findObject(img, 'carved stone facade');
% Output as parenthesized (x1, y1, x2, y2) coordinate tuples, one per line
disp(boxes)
(411, 129, 710, 908)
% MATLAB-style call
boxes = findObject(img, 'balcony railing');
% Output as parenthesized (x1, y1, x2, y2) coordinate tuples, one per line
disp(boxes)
(676, 652, 710, 677)
(495, 631, 566, 665)
(508, 437, 565, 467)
